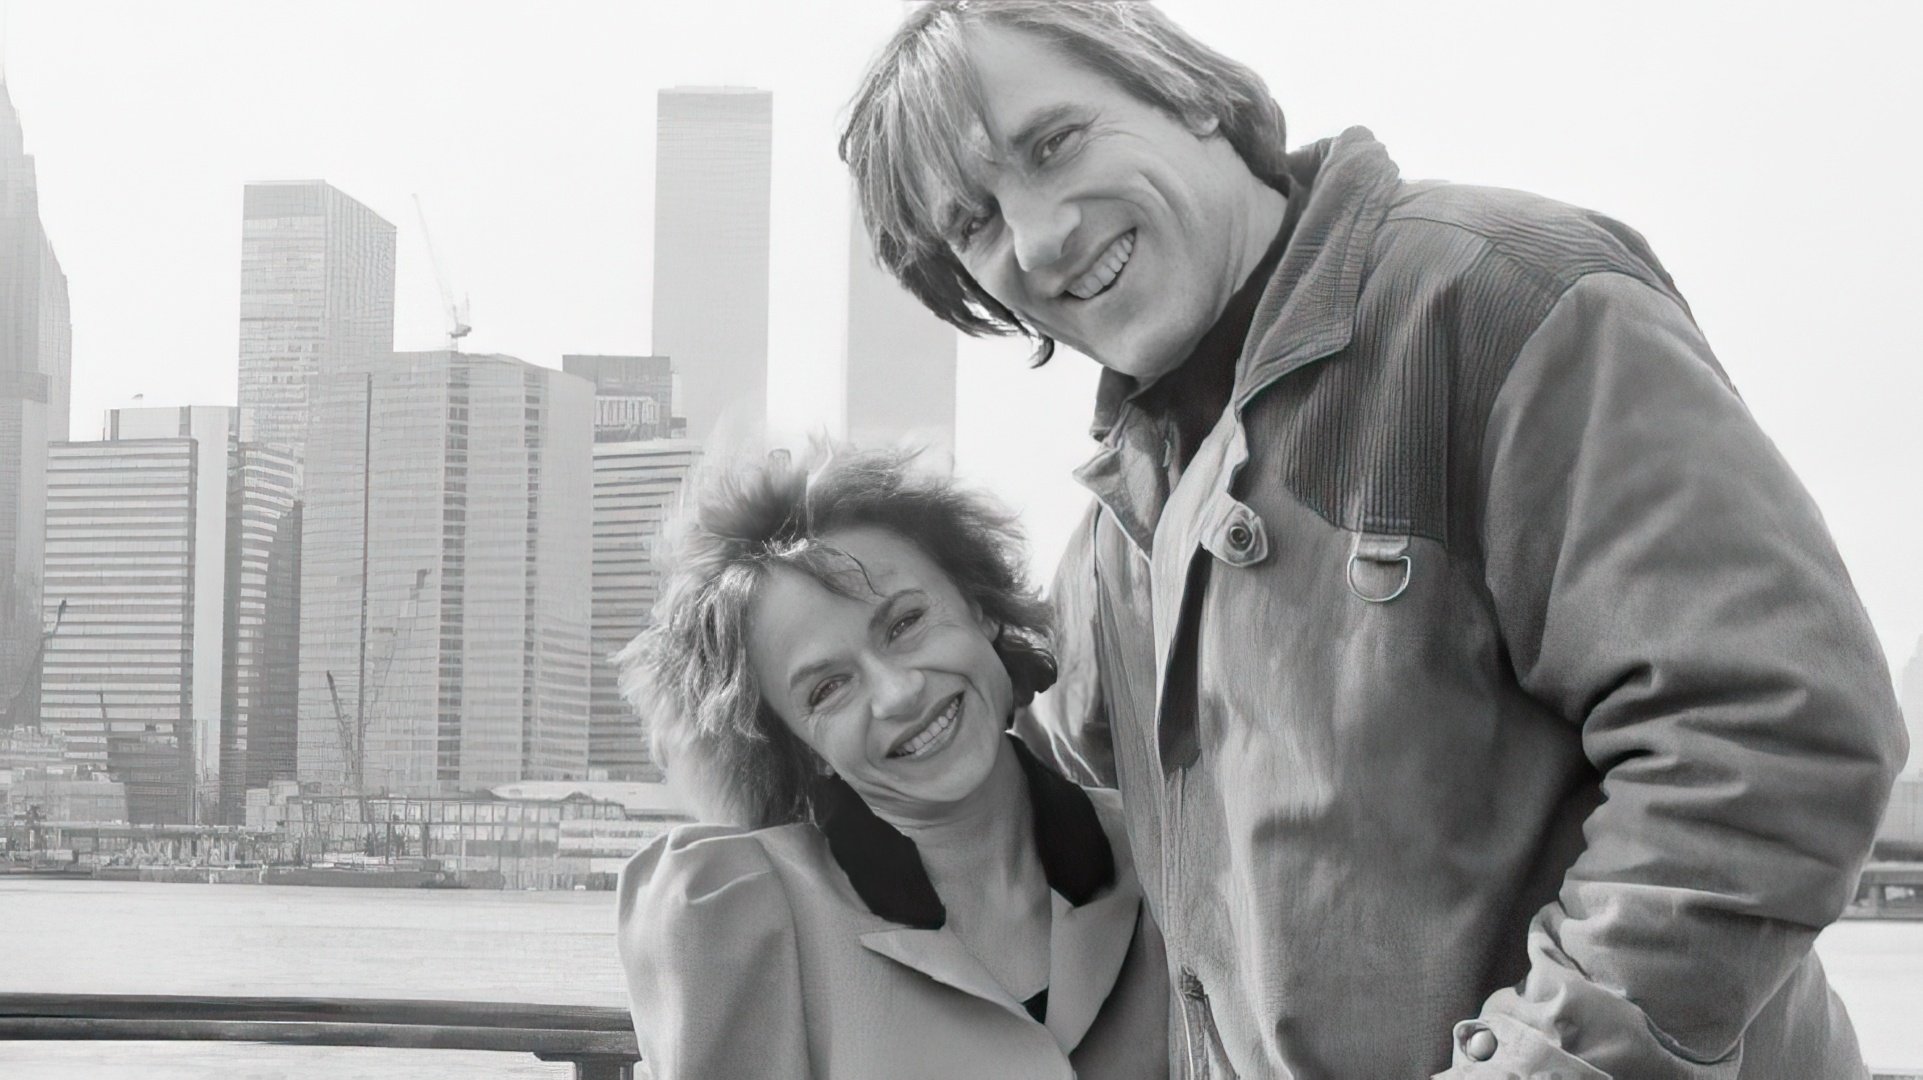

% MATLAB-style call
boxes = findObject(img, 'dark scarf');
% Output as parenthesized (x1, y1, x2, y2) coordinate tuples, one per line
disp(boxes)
(814, 734, 1115, 930)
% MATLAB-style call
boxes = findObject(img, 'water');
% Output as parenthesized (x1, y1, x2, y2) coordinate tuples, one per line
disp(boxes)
(1, 880, 1919, 1077)
(0, 880, 628, 1079)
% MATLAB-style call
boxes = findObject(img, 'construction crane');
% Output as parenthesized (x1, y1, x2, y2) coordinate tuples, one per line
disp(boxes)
(412, 194, 472, 351)
(2, 599, 64, 729)
(325, 568, 431, 795)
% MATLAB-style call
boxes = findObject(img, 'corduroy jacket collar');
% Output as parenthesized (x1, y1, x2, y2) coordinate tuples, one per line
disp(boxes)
(1074, 127, 1401, 556)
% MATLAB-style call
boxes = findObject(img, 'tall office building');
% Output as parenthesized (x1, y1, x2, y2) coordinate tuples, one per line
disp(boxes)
(237, 180, 396, 460)
(0, 78, 71, 729)
(586, 440, 699, 780)
(221, 442, 302, 821)
(101, 406, 238, 815)
(563, 354, 678, 441)
(38, 439, 198, 824)
(845, 190, 958, 459)
(299, 352, 592, 795)
(651, 88, 771, 447)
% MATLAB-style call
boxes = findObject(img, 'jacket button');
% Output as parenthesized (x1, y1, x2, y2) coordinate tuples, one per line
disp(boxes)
(1226, 523, 1253, 552)
(1461, 1025, 1497, 1062)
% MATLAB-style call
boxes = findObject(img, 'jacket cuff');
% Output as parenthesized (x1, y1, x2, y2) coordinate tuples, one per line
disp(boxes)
(1432, 1014, 1612, 1080)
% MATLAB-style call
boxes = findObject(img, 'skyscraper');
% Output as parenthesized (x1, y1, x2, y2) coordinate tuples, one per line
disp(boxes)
(586, 439, 699, 781)
(845, 189, 958, 460)
(298, 352, 592, 795)
(102, 406, 239, 815)
(563, 354, 678, 441)
(38, 438, 198, 824)
(0, 78, 71, 730)
(237, 180, 396, 461)
(221, 441, 301, 821)
(651, 88, 772, 447)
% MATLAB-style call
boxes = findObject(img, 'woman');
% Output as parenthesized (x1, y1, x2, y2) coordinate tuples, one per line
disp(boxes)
(614, 448, 1168, 1079)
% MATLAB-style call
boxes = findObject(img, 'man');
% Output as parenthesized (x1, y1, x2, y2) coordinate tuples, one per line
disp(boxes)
(842, 3, 1906, 1078)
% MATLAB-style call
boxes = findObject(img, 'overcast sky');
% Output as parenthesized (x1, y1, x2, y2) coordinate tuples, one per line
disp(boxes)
(7, 0, 1921, 669)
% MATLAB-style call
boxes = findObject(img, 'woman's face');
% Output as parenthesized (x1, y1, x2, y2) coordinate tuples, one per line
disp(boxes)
(745, 525, 1014, 822)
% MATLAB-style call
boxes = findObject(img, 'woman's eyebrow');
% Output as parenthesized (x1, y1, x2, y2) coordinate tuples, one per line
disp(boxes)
(781, 588, 925, 697)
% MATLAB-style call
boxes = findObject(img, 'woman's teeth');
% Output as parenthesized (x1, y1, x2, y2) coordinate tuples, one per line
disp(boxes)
(891, 696, 961, 759)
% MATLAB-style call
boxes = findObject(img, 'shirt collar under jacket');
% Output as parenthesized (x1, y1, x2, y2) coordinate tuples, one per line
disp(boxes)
(815, 734, 1116, 930)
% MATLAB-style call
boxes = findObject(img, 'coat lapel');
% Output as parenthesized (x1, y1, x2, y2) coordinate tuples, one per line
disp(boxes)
(857, 926, 1030, 1020)
(1043, 883, 1141, 1051)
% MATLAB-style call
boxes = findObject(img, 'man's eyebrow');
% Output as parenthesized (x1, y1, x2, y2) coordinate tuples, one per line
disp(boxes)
(1006, 104, 1082, 157)
(936, 198, 976, 238)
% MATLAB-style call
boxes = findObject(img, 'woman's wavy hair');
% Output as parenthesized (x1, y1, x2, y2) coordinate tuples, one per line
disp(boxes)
(839, 0, 1288, 364)
(616, 447, 1055, 828)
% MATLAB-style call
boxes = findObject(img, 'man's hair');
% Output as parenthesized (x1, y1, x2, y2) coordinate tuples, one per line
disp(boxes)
(616, 447, 1054, 827)
(840, 0, 1288, 363)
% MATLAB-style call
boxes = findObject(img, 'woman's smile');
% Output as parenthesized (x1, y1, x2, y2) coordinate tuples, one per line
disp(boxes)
(888, 693, 964, 760)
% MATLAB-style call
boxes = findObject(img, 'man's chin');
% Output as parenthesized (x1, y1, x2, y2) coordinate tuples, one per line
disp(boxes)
(1093, 348, 1188, 385)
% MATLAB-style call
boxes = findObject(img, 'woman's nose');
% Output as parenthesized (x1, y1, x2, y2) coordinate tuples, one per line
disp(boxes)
(866, 657, 927, 721)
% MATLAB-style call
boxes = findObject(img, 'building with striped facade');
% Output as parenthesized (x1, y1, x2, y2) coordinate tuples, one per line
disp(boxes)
(298, 351, 592, 796)
(586, 440, 699, 781)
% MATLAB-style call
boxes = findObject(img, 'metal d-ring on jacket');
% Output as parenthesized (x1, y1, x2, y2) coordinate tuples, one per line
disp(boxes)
(1027, 127, 1907, 1080)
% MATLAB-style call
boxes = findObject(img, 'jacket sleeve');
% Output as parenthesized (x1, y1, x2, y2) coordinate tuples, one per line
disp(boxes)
(616, 826, 812, 1079)
(1015, 499, 1118, 788)
(1441, 271, 1907, 1079)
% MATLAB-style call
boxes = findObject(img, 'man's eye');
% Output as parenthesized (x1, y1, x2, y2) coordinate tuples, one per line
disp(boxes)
(807, 676, 847, 709)
(1037, 126, 1079, 163)
(957, 208, 996, 246)
(888, 609, 925, 640)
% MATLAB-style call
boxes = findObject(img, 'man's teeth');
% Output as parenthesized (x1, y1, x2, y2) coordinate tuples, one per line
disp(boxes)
(1066, 232, 1134, 300)
(893, 697, 960, 758)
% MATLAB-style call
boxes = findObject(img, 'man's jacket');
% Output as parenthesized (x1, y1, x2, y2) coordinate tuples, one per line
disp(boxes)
(1027, 127, 1907, 1079)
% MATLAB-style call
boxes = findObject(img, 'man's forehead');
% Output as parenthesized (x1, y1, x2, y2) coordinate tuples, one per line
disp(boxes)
(906, 27, 1119, 221)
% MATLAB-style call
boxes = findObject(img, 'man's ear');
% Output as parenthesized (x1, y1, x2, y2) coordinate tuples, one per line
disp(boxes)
(1187, 112, 1222, 138)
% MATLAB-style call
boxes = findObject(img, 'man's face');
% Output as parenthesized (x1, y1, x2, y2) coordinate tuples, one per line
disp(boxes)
(939, 26, 1256, 381)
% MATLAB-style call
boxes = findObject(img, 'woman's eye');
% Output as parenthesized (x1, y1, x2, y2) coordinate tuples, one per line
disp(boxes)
(807, 676, 846, 709)
(888, 609, 924, 640)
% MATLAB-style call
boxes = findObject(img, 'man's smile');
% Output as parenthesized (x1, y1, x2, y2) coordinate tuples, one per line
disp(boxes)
(1064, 230, 1135, 301)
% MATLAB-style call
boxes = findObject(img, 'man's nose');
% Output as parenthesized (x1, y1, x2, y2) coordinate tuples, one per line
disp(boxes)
(1003, 185, 1078, 274)
(866, 656, 927, 722)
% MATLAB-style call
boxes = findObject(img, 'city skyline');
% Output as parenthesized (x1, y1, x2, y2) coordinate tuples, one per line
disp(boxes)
(1, 0, 1919, 673)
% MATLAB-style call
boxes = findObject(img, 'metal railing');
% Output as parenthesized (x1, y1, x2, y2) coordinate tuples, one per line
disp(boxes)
(0, 992, 641, 1079)
(4, 992, 1917, 1079)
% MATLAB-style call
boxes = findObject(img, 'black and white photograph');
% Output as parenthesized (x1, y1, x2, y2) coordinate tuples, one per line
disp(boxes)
(1, 2, 1920, 1077)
